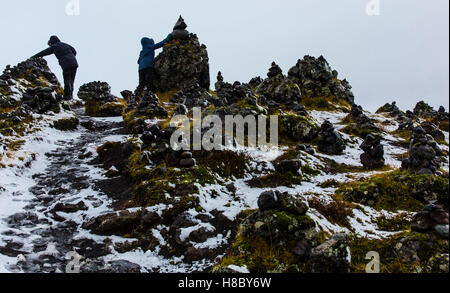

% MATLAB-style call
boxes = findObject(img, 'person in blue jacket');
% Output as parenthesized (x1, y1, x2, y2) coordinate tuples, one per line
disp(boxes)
(137, 34, 171, 92)
(31, 36, 78, 99)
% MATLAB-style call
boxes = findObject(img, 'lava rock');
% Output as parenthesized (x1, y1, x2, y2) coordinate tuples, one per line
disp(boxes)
(360, 134, 385, 169)
(411, 204, 449, 238)
(310, 234, 351, 273)
(317, 120, 346, 155)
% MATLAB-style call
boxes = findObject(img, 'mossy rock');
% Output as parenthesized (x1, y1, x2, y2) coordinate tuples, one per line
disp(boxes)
(85, 100, 125, 117)
(349, 232, 449, 273)
(336, 170, 449, 212)
(214, 211, 316, 273)
(279, 114, 319, 144)
(53, 117, 79, 131)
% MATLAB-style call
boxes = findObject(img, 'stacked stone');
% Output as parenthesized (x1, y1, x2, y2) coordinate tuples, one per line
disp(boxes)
(0, 58, 62, 112)
(256, 62, 302, 106)
(78, 81, 117, 103)
(78, 81, 124, 117)
(376, 101, 402, 116)
(171, 16, 189, 40)
(214, 72, 256, 106)
(402, 126, 443, 174)
(134, 91, 168, 118)
(171, 84, 220, 108)
(360, 134, 385, 169)
(267, 62, 283, 78)
(420, 121, 445, 141)
(411, 204, 449, 238)
(349, 104, 378, 130)
(287, 55, 355, 104)
(317, 120, 346, 155)
(435, 106, 449, 122)
(414, 101, 436, 119)
(153, 16, 210, 92)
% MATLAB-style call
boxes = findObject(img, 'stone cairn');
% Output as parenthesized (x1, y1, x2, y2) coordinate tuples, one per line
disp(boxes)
(317, 120, 346, 155)
(153, 16, 210, 92)
(411, 204, 449, 238)
(402, 126, 443, 174)
(360, 134, 385, 169)
(171, 16, 189, 40)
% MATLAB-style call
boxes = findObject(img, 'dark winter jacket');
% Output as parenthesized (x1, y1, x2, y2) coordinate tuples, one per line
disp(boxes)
(32, 36, 78, 70)
(138, 37, 168, 71)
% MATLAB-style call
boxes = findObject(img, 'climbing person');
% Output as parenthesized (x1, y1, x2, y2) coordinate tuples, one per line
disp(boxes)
(31, 36, 78, 100)
(137, 34, 172, 93)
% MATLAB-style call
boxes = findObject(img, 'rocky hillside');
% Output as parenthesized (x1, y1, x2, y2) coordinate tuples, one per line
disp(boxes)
(0, 18, 449, 273)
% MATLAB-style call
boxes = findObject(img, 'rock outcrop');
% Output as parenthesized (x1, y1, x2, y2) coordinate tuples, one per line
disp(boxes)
(153, 16, 210, 92)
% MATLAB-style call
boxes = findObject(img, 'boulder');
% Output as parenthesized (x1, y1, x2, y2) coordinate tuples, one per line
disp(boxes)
(310, 234, 351, 273)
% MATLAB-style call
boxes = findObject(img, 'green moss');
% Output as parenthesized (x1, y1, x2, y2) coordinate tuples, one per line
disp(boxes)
(375, 213, 411, 232)
(53, 117, 79, 131)
(308, 197, 354, 228)
(348, 232, 449, 273)
(341, 124, 379, 139)
(438, 120, 449, 132)
(336, 170, 448, 212)
(301, 96, 351, 112)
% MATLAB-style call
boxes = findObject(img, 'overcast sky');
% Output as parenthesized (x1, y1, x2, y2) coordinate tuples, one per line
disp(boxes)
(0, 0, 448, 112)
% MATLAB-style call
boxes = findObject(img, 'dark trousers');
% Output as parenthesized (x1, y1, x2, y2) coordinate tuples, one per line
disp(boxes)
(63, 66, 77, 99)
(138, 67, 155, 92)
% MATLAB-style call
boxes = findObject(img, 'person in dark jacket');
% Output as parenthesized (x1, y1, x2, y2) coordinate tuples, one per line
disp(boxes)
(137, 34, 171, 92)
(31, 36, 78, 99)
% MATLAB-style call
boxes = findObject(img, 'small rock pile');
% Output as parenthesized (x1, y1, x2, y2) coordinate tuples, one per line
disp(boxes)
(288, 55, 354, 104)
(420, 121, 445, 141)
(123, 90, 168, 134)
(317, 120, 346, 155)
(402, 126, 443, 174)
(376, 101, 402, 116)
(256, 62, 302, 106)
(171, 84, 220, 108)
(171, 16, 190, 40)
(360, 134, 385, 169)
(154, 16, 210, 92)
(78, 81, 123, 117)
(214, 72, 256, 106)
(411, 204, 449, 238)
(0, 58, 62, 112)
(413, 101, 436, 119)
(349, 104, 378, 130)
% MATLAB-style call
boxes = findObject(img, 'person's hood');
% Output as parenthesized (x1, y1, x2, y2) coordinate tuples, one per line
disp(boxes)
(141, 37, 154, 48)
(48, 36, 61, 46)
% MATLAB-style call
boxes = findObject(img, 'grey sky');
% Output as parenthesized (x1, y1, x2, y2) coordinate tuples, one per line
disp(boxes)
(0, 0, 448, 112)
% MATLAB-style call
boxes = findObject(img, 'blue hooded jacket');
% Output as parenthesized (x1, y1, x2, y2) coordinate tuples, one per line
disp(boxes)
(138, 37, 168, 71)
(32, 36, 78, 70)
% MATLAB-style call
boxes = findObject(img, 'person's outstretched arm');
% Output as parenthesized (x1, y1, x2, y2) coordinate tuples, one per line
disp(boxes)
(153, 34, 171, 50)
(31, 46, 55, 59)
